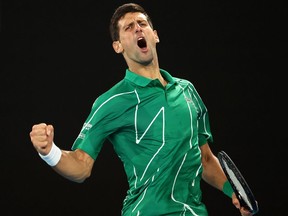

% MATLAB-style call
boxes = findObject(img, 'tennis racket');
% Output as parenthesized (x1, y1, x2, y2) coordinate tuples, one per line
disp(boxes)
(217, 150, 259, 214)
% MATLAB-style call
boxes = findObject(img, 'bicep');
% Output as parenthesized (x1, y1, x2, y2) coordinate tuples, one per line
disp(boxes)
(74, 148, 95, 170)
(54, 149, 95, 183)
(200, 142, 214, 165)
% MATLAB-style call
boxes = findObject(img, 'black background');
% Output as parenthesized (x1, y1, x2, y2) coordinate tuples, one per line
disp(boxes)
(1, 0, 287, 215)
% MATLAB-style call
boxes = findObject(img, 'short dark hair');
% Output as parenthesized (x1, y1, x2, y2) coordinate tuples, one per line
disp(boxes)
(109, 3, 154, 41)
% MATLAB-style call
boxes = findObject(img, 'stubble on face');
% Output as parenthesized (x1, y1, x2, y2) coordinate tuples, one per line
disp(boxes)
(118, 13, 158, 66)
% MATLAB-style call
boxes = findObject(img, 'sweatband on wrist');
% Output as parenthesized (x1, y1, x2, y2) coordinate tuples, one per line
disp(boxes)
(223, 180, 234, 198)
(39, 142, 62, 166)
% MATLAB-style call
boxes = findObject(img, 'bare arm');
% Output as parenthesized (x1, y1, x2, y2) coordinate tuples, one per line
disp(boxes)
(200, 143, 227, 190)
(30, 123, 94, 183)
(200, 143, 254, 216)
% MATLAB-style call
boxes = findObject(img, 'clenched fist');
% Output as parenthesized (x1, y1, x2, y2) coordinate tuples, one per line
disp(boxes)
(30, 123, 54, 156)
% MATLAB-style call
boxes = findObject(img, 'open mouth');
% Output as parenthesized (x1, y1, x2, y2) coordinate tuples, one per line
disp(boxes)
(137, 38, 147, 48)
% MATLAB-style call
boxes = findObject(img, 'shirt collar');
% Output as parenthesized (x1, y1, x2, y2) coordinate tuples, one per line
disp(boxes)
(124, 68, 176, 87)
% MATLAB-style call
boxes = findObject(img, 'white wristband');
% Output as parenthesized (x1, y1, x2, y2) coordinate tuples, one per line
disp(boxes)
(39, 142, 62, 166)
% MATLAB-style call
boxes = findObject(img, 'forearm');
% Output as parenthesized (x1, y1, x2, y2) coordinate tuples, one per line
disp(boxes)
(52, 149, 94, 183)
(30, 124, 94, 183)
(39, 144, 94, 183)
(200, 144, 227, 191)
(202, 154, 227, 191)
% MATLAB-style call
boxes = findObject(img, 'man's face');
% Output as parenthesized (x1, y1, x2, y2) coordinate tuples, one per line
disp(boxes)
(113, 12, 159, 66)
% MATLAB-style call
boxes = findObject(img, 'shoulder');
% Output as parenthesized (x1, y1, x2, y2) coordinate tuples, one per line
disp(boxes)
(91, 79, 138, 112)
(173, 76, 197, 89)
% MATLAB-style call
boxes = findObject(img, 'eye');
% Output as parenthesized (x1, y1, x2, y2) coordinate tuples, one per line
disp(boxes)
(139, 21, 148, 27)
(124, 25, 132, 31)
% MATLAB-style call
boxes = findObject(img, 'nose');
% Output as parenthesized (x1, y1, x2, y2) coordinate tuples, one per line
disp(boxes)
(135, 23, 142, 32)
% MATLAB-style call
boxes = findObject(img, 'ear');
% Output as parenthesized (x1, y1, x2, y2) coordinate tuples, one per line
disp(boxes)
(112, 41, 123, 53)
(154, 30, 160, 43)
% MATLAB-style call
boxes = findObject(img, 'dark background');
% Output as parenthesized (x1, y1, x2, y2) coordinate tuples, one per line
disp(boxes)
(1, 0, 287, 215)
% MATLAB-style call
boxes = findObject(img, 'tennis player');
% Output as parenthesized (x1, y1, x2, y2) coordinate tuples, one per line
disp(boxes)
(30, 3, 255, 216)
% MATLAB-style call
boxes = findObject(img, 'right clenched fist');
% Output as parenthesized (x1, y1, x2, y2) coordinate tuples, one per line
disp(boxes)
(30, 123, 54, 156)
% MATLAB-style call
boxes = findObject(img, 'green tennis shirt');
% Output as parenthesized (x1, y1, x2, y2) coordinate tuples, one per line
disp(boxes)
(72, 69, 213, 216)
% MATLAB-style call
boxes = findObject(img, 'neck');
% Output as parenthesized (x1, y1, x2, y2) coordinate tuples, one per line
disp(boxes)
(129, 65, 167, 86)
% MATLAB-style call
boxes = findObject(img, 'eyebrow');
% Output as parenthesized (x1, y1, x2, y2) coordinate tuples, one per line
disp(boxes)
(122, 18, 147, 28)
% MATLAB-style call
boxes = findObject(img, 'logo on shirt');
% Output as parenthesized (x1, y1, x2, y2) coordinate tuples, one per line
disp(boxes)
(83, 122, 92, 130)
(185, 97, 193, 103)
